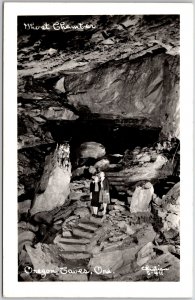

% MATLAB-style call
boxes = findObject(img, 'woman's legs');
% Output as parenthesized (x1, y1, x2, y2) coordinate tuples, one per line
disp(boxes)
(102, 203, 107, 215)
(92, 206, 98, 215)
(94, 207, 98, 215)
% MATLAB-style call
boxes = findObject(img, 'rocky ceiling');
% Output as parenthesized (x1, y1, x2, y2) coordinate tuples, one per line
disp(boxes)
(18, 15, 180, 149)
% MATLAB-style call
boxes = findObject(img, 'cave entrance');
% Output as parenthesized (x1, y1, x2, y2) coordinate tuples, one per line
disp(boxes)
(47, 116, 162, 168)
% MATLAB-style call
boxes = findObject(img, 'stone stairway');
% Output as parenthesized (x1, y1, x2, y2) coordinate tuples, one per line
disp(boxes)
(54, 216, 103, 259)
(106, 172, 128, 192)
(106, 172, 178, 194)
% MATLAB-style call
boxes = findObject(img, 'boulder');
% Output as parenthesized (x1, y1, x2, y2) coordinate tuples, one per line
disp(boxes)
(18, 249, 32, 268)
(18, 199, 31, 214)
(88, 250, 123, 274)
(123, 154, 168, 183)
(78, 142, 106, 160)
(136, 152, 151, 163)
(157, 183, 180, 239)
(94, 159, 110, 171)
(135, 224, 157, 246)
(130, 182, 154, 213)
(26, 243, 60, 277)
(72, 166, 87, 178)
(144, 252, 180, 281)
(18, 183, 25, 196)
(125, 224, 135, 236)
(89, 166, 97, 174)
(42, 107, 78, 121)
(136, 242, 156, 266)
(18, 222, 39, 232)
(113, 205, 126, 212)
(74, 207, 90, 218)
(54, 77, 66, 93)
(18, 230, 35, 252)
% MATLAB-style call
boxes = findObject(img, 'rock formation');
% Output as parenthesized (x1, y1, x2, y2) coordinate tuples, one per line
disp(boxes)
(30, 147, 71, 216)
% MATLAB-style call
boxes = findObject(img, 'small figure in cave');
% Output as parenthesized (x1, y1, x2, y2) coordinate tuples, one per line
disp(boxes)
(99, 171, 110, 215)
(90, 174, 100, 217)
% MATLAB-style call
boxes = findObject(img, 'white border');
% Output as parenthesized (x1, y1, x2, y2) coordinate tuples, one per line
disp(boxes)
(3, 3, 193, 298)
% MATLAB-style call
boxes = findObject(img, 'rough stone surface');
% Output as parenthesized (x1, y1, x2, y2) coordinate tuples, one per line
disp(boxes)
(94, 159, 110, 171)
(136, 242, 156, 266)
(130, 182, 154, 213)
(18, 200, 31, 214)
(158, 183, 180, 239)
(18, 231, 35, 252)
(78, 142, 106, 160)
(74, 207, 90, 218)
(17, 16, 179, 155)
(88, 250, 123, 273)
(30, 151, 71, 216)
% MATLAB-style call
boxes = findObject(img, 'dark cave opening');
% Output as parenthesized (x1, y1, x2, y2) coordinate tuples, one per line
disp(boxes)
(46, 117, 161, 168)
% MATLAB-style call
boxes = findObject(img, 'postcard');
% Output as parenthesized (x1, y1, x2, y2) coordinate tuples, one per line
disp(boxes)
(3, 2, 193, 298)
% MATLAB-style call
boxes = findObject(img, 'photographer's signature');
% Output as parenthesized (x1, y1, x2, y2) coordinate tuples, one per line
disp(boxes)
(24, 265, 112, 278)
(142, 265, 169, 276)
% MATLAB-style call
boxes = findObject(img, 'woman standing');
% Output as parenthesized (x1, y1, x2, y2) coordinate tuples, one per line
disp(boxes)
(90, 174, 100, 216)
(99, 171, 110, 215)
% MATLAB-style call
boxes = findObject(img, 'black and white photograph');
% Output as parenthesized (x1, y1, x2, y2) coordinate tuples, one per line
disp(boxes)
(17, 14, 181, 282)
(3, 2, 194, 298)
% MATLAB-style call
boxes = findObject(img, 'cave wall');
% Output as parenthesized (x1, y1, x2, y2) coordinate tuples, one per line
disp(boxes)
(161, 56, 180, 139)
(17, 15, 180, 146)
(64, 52, 179, 136)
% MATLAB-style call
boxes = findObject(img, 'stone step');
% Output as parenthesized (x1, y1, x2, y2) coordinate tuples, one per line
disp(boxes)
(58, 237, 90, 244)
(107, 178, 126, 182)
(72, 228, 94, 239)
(109, 181, 126, 186)
(115, 186, 128, 191)
(60, 252, 91, 260)
(89, 215, 103, 226)
(80, 217, 102, 227)
(106, 173, 128, 177)
(57, 243, 87, 252)
(78, 223, 98, 232)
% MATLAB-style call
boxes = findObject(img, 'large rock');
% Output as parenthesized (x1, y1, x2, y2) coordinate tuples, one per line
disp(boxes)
(130, 182, 154, 213)
(54, 77, 66, 93)
(30, 152, 71, 216)
(18, 230, 35, 252)
(42, 107, 79, 121)
(74, 207, 90, 218)
(158, 182, 180, 239)
(88, 250, 123, 274)
(94, 158, 110, 171)
(78, 142, 106, 160)
(26, 243, 60, 278)
(136, 242, 156, 266)
(18, 199, 31, 215)
(144, 252, 180, 281)
(72, 166, 87, 178)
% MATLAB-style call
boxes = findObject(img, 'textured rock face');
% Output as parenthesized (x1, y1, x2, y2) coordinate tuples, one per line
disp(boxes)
(158, 182, 180, 239)
(17, 15, 180, 146)
(65, 54, 178, 129)
(130, 182, 154, 213)
(30, 151, 71, 216)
